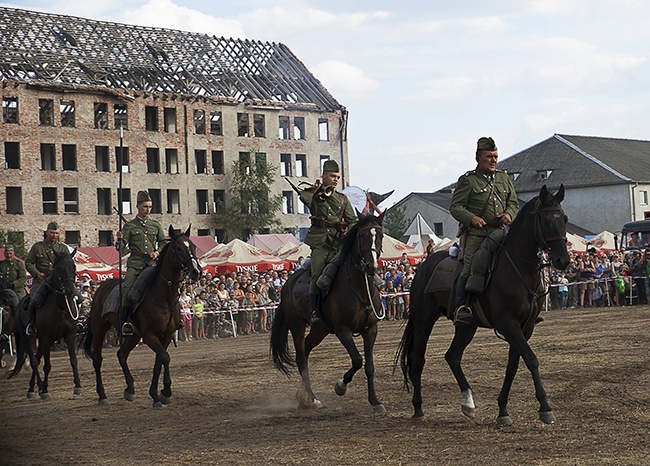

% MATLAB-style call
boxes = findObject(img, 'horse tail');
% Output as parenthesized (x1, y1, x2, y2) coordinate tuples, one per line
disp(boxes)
(82, 312, 94, 359)
(395, 315, 415, 392)
(270, 301, 295, 377)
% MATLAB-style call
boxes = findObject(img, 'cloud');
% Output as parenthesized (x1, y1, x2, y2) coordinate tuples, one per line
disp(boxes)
(311, 60, 379, 99)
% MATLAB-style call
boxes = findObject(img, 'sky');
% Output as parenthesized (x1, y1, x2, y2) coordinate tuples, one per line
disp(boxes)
(4, 0, 650, 207)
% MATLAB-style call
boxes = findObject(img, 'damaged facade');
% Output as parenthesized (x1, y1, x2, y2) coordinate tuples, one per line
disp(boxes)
(0, 7, 348, 247)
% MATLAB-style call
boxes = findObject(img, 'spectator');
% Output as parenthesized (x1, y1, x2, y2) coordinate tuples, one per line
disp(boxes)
(192, 295, 205, 339)
(180, 287, 193, 341)
(578, 254, 596, 307)
(558, 273, 569, 309)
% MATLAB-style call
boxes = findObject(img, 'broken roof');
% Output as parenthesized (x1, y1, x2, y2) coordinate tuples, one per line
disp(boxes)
(0, 7, 342, 111)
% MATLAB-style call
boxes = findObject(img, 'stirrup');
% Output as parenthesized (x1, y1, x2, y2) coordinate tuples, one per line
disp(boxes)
(309, 311, 321, 326)
(121, 322, 135, 336)
(26, 323, 37, 336)
(453, 305, 473, 326)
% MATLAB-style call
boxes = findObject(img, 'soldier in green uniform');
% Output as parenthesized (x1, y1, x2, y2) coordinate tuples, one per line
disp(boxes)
(449, 137, 519, 325)
(25, 222, 76, 335)
(116, 190, 166, 335)
(1, 245, 27, 300)
(300, 160, 357, 325)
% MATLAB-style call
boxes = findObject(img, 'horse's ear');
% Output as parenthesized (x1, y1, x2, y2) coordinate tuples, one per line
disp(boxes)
(355, 209, 363, 220)
(555, 184, 565, 203)
(184, 225, 191, 237)
(168, 225, 175, 238)
(71, 247, 77, 258)
(377, 211, 385, 225)
(539, 185, 549, 204)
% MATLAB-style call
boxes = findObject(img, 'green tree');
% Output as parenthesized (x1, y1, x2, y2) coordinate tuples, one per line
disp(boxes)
(0, 229, 27, 258)
(214, 150, 283, 241)
(383, 205, 410, 238)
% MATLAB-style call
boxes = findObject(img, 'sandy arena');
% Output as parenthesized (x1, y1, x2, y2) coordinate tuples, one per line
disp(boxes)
(1, 305, 648, 465)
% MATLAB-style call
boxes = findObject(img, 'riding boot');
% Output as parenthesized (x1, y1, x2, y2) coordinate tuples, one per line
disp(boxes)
(452, 275, 473, 325)
(25, 300, 38, 336)
(309, 293, 322, 326)
(120, 304, 134, 336)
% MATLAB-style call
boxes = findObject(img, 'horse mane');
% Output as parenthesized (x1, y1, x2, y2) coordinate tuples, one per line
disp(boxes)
(503, 195, 539, 247)
(152, 239, 172, 274)
(340, 214, 382, 258)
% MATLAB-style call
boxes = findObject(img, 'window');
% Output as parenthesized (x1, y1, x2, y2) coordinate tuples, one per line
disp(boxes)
(296, 154, 306, 177)
(210, 110, 222, 135)
(282, 191, 294, 214)
(62, 144, 77, 171)
(255, 152, 267, 171)
(510, 172, 520, 181)
(433, 222, 443, 237)
(94, 102, 108, 129)
(146, 148, 160, 173)
(197, 229, 211, 237)
(149, 189, 162, 214)
(280, 153, 292, 176)
(213, 189, 225, 213)
(167, 189, 181, 214)
(196, 190, 209, 214)
(164, 107, 176, 133)
(98, 230, 113, 247)
(293, 116, 305, 140)
(114, 104, 128, 130)
(63, 188, 79, 213)
(97, 188, 111, 215)
(42, 187, 58, 214)
(6, 187, 22, 214)
(320, 155, 330, 172)
(39, 99, 54, 126)
(65, 230, 81, 246)
(279, 116, 290, 139)
(95, 146, 110, 172)
(211, 151, 224, 175)
(237, 113, 249, 137)
(239, 152, 251, 175)
(640, 190, 649, 206)
(195, 150, 207, 174)
(165, 149, 179, 174)
(118, 188, 131, 215)
(60, 99, 75, 127)
(258, 189, 269, 214)
(5, 142, 20, 169)
(116, 147, 129, 173)
(537, 169, 553, 180)
(253, 114, 265, 137)
(318, 119, 329, 141)
(145, 106, 158, 131)
(194, 109, 205, 134)
(2, 96, 18, 124)
(41, 144, 56, 170)
(298, 198, 309, 214)
(215, 229, 226, 243)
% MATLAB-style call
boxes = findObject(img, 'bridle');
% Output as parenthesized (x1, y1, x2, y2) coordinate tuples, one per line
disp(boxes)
(356, 223, 383, 275)
(159, 236, 200, 286)
(528, 202, 568, 253)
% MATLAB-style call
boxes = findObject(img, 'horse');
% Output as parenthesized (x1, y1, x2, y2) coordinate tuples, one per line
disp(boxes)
(271, 212, 386, 413)
(82, 226, 201, 407)
(8, 248, 83, 400)
(397, 185, 570, 425)
(0, 281, 20, 369)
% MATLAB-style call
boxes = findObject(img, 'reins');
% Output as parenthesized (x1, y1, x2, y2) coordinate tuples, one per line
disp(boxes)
(349, 222, 385, 320)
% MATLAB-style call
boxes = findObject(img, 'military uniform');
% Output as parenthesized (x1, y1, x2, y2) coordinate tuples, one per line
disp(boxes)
(300, 186, 357, 294)
(25, 237, 70, 293)
(0, 250, 27, 300)
(450, 168, 519, 276)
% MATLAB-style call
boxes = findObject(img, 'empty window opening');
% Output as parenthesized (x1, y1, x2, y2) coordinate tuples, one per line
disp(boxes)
(2, 96, 18, 124)
(116, 147, 130, 173)
(65, 230, 80, 246)
(213, 189, 225, 213)
(318, 119, 329, 141)
(5, 142, 20, 169)
(118, 188, 132, 215)
(280, 153, 292, 176)
(42, 187, 58, 214)
(145, 106, 159, 131)
(41, 144, 56, 170)
(62, 144, 77, 171)
(167, 189, 181, 214)
(166, 149, 179, 174)
(95, 146, 109, 172)
(194, 109, 206, 134)
(97, 188, 112, 215)
(98, 230, 113, 247)
(197, 190, 209, 214)
(320, 155, 330, 172)
(60, 99, 75, 127)
(195, 150, 207, 174)
(210, 110, 222, 135)
(293, 116, 305, 140)
(237, 113, 249, 137)
(253, 114, 265, 137)
(94, 102, 108, 129)
(296, 154, 306, 177)
(164, 107, 176, 133)
(149, 189, 162, 214)
(197, 229, 210, 236)
(114, 104, 128, 130)
(64, 187, 79, 213)
(39, 99, 54, 126)
(282, 191, 294, 214)
(279, 116, 290, 139)
(6, 187, 22, 214)
(211, 151, 224, 175)
(147, 148, 160, 173)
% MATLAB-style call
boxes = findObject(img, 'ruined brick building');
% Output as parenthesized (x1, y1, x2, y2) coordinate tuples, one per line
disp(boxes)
(0, 7, 348, 247)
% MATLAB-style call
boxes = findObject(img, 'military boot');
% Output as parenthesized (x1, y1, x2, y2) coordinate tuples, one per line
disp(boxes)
(309, 293, 322, 326)
(25, 299, 40, 336)
(452, 275, 473, 326)
(120, 304, 134, 336)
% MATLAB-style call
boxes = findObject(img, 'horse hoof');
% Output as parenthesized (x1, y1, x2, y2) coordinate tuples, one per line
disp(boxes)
(26, 391, 36, 399)
(539, 411, 556, 424)
(461, 405, 476, 418)
(40, 392, 51, 401)
(159, 394, 171, 405)
(153, 401, 164, 408)
(411, 412, 424, 420)
(372, 404, 387, 414)
(124, 390, 135, 402)
(98, 398, 109, 406)
(334, 379, 348, 396)
(73, 387, 83, 396)
(497, 415, 513, 426)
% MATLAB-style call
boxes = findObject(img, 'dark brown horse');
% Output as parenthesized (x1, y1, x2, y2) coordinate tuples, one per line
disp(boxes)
(397, 185, 569, 425)
(8, 248, 83, 399)
(271, 212, 386, 412)
(82, 226, 201, 406)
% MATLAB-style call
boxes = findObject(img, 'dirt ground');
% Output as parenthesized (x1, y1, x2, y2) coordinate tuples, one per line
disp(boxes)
(1, 305, 648, 465)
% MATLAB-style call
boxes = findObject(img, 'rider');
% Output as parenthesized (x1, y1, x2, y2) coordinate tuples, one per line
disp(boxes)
(449, 137, 519, 325)
(116, 190, 166, 336)
(1, 244, 27, 300)
(299, 159, 357, 325)
(25, 222, 80, 336)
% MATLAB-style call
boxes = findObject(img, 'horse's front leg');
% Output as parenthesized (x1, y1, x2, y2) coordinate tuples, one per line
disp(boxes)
(159, 339, 175, 405)
(26, 338, 41, 399)
(360, 323, 386, 413)
(142, 335, 170, 407)
(444, 325, 478, 418)
(40, 342, 52, 401)
(333, 328, 364, 398)
(65, 330, 83, 396)
(117, 336, 140, 402)
(497, 346, 521, 426)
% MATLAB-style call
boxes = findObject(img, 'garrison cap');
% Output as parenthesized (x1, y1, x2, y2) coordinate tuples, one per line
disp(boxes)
(5, 244, 14, 252)
(477, 137, 497, 152)
(47, 221, 59, 231)
(322, 159, 340, 173)
(136, 190, 152, 204)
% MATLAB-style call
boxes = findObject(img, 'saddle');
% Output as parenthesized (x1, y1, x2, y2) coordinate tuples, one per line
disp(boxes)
(128, 266, 157, 303)
(466, 229, 506, 294)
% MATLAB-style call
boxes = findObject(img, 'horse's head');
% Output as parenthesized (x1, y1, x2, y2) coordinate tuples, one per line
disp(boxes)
(52, 248, 77, 296)
(533, 184, 570, 270)
(168, 225, 202, 282)
(349, 211, 384, 276)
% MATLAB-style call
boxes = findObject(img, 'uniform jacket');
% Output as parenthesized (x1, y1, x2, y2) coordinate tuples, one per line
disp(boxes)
(450, 168, 519, 237)
(119, 216, 166, 268)
(0, 258, 27, 298)
(25, 240, 70, 278)
(300, 189, 357, 250)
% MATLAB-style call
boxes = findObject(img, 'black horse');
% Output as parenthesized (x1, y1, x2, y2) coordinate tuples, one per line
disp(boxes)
(397, 185, 569, 425)
(0, 279, 20, 369)
(271, 212, 386, 412)
(82, 226, 201, 406)
(8, 249, 83, 399)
